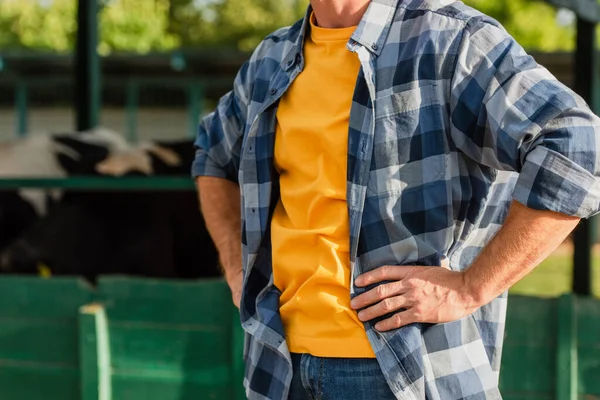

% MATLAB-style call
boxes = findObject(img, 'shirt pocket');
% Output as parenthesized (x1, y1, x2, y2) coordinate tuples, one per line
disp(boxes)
(367, 83, 447, 198)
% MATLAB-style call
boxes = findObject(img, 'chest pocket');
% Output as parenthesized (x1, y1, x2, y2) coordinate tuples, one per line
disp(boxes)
(367, 83, 447, 197)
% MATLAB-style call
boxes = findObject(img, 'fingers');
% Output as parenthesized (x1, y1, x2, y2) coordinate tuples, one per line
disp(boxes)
(374, 309, 418, 331)
(357, 294, 411, 322)
(354, 265, 413, 287)
(351, 280, 407, 309)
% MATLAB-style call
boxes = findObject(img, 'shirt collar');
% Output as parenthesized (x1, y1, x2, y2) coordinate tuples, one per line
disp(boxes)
(280, 0, 400, 70)
(350, 0, 400, 55)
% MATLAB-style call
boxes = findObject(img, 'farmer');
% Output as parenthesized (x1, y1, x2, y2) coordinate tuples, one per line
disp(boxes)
(192, 0, 600, 398)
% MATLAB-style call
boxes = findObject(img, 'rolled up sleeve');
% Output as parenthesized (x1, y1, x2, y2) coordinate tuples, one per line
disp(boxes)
(449, 16, 600, 218)
(191, 60, 252, 183)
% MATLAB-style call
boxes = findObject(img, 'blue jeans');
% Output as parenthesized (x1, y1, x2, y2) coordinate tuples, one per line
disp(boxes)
(288, 353, 397, 399)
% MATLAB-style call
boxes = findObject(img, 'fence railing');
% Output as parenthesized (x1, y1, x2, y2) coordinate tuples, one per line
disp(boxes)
(0, 177, 195, 191)
(2, 76, 234, 142)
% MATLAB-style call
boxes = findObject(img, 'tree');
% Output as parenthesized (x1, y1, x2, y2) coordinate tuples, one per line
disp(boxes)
(0, 0, 585, 54)
(99, 0, 180, 54)
(0, 0, 76, 51)
(167, 0, 308, 51)
(465, 0, 576, 52)
(0, 0, 180, 54)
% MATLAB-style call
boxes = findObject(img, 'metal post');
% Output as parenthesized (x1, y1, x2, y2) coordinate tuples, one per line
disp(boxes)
(126, 80, 139, 143)
(15, 82, 28, 137)
(187, 83, 203, 139)
(572, 16, 596, 296)
(75, 0, 100, 132)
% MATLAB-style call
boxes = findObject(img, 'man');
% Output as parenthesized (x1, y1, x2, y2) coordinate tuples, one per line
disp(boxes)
(192, 0, 600, 398)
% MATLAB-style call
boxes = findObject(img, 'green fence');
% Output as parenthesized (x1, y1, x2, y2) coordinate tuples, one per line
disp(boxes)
(2, 76, 233, 142)
(0, 276, 245, 400)
(0, 177, 194, 191)
(0, 275, 598, 400)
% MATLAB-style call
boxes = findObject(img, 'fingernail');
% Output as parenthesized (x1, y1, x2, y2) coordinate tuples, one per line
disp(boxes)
(357, 311, 364, 320)
(374, 323, 382, 330)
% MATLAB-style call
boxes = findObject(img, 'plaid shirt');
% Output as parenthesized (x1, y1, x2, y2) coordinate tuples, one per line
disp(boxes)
(192, 0, 600, 398)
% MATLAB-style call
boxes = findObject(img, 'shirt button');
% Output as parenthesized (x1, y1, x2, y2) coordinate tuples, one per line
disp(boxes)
(371, 43, 379, 51)
(270, 88, 277, 95)
(286, 59, 294, 69)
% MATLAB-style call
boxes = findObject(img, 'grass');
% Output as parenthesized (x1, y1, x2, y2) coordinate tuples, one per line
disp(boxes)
(508, 246, 600, 298)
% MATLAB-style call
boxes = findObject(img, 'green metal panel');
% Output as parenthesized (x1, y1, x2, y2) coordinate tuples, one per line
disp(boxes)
(231, 311, 246, 400)
(0, 276, 93, 319)
(95, 277, 232, 325)
(500, 295, 557, 398)
(93, 277, 241, 400)
(0, 319, 79, 365)
(556, 294, 578, 400)
(0, 277, 598, 400)
(0, 277, 93, 400)
(499, 294, 600, 400)
(108, 327, 231, 373)
(576, 297, 600, 398)
(0, 366, 80, 400)
(110, 375, 231, 400)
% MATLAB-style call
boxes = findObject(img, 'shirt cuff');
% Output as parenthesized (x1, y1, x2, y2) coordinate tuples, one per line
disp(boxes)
(190, 149, 234, 181)
(512, 146, 600, 218)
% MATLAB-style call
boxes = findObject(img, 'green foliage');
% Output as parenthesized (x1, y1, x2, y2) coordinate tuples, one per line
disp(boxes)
(0, 0, 180, 54)
(464, 0, 576, 51)
(98, 0, 180, 54)
(167, 0, 308, 51)
(0, 0, 588, 53)
(0, 0, 76, 51)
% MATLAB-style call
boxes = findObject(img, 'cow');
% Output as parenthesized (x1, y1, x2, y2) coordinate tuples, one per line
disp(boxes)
(0, 127, 130, 253)
(0, 131, 220, 282)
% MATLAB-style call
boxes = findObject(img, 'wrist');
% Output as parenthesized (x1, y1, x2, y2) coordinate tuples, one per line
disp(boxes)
(224, 266, 242, 281)
(460, 269, 488, 309)
(218, 251, 242, 276)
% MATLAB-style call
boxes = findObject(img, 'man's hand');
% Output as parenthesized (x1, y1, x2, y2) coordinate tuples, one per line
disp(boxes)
(225, 268, 243, 309)
(350, 201, 580, 332)
(350, 265, 480, 331)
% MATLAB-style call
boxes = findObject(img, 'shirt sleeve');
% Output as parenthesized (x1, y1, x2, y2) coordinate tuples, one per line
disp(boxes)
(449, 16, 600, 218)
(191, 58, 253, 183)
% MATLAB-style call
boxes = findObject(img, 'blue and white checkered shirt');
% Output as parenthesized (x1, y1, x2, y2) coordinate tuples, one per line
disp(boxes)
(192, 0, 600, 398)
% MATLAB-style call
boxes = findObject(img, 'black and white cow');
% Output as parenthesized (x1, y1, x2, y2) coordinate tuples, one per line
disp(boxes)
(0, 129, 220, 282)
(0, 127, 130, 252)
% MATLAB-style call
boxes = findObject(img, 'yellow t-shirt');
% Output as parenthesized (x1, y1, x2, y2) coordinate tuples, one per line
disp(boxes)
(270, 13, 375, 358)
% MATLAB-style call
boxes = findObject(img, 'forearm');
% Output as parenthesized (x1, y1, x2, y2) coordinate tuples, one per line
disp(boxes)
(464, 200, 580, 306)
(195, 176, 242, 279)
